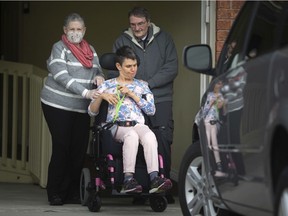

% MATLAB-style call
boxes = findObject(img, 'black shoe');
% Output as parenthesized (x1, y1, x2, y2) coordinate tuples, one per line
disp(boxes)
(214, 162, 227, 177)
(149, 177, 172, 194)
(216, 162, 223, 172)
(121, 178, 142, 193)
(49, 195, 63, 206)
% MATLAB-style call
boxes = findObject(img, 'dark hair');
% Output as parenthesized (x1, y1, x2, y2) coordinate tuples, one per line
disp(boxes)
(115, 46, 138, 65)
(128, 7, 151, 22)
(64, 13, 85, 27)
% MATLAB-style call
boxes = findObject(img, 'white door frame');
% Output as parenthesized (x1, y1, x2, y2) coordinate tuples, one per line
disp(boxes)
(200, 0, 216, 101)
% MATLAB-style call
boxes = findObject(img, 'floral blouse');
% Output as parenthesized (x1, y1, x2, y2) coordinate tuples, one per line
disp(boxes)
(89, 78, 155, 124)
(203, 92, 224, 121)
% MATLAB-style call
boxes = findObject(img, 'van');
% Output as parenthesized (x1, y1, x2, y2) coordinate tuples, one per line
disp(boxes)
(179, 1, 288, 216)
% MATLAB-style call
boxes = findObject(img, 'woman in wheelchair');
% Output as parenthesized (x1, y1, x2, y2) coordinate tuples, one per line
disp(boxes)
(88, 45, 172, 194)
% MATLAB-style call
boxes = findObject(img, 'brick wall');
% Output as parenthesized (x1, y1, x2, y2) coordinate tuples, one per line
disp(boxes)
(216, 0, 245, 61)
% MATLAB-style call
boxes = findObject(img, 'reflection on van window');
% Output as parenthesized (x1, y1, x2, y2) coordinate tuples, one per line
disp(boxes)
(220, 5, 254, 72)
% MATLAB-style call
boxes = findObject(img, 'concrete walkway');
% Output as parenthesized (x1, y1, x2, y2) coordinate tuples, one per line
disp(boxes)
(0, 183, 182, 216)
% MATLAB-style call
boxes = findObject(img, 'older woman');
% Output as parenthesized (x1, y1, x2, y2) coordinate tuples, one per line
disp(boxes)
(41, 13, 104, 205)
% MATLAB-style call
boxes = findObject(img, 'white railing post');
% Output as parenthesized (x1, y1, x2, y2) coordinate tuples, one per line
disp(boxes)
(21, 76, 28, 170)
(0, 60, 50, 186)
(11, 75, 18, 167)
(1, 72, 8, 166)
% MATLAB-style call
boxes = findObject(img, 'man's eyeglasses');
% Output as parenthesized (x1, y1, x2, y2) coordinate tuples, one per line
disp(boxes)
(130, 21, 147, 28)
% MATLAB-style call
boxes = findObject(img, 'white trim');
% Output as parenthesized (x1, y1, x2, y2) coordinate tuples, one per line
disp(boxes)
(200, 0, 216, 102)
(209, 1, 216, 65)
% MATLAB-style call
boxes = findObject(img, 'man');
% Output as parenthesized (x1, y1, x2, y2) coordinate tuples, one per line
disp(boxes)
(109, 6, 178, 203)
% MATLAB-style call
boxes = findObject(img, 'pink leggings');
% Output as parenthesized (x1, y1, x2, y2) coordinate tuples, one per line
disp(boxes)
(205, 121, 221, 163)
(114, 124, 159, 174)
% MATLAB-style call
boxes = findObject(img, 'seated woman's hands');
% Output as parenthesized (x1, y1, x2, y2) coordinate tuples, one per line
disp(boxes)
(117, 85, 131, 96)
(117, 85, 140, 103)
(101, 93, 119, 105)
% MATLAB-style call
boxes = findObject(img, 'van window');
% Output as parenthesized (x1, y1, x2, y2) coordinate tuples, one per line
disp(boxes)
(218, 2, 285, 74)
(218, 3, 255, 73)
(247, 1, 284, 58)
(278, 3, 288, 48)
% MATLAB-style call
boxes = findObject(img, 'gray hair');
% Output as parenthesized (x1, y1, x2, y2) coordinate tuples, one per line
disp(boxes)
(128, 7, 151, 22)
(63, 13, 85, 27)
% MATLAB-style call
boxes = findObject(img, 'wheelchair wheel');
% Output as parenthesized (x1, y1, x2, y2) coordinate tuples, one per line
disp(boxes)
(149, 195, 168, 212)
(87, 193, 101, 212)
(80, 168, 91, 206)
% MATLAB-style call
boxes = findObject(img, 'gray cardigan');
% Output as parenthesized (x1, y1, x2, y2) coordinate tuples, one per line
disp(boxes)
(110, 23, 178, 104)
(40, 40, 104, 113)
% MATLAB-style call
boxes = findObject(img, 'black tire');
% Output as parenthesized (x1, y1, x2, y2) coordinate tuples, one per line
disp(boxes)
(178, 141, 217, 216)
(178, 141, 238, 216)
(80, 168, 91, 206)
(87, 193, 102, 212)
(275, 167, 288, 216)
(178, 141, 208, 216)
(149, 195, 168, 212)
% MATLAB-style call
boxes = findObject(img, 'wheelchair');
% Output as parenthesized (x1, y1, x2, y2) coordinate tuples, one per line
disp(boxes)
(79, 53, 170, 212)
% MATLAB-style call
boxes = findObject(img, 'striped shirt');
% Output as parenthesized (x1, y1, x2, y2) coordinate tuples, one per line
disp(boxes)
(40, 40, 104, 113)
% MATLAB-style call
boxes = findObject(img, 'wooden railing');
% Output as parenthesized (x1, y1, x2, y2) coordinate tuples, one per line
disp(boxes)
(0, 60, 51, 187)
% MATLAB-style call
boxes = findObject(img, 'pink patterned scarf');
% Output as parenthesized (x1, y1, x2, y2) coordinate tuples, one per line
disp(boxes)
(62, 34, 94, 68)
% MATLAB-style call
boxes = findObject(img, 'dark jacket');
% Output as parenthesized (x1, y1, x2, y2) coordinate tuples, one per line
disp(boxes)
(110, 23, 178, 104)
